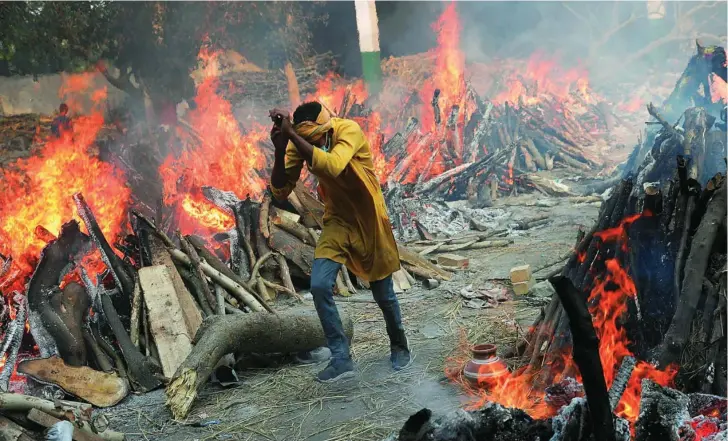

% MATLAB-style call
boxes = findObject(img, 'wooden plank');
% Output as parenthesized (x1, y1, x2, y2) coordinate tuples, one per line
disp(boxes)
(139, 265, 194, 378)
(397, 244, 452, 281)
(392, 269, 411, 291)
(271, 206, 301, 224)
(149, 235, 202, 337)
(17, 356, 128, 408)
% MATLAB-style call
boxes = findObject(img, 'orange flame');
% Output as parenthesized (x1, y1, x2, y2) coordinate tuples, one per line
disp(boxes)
(160, 47, 266, 235)
(447, 212, 677, 424)
(493, 53, 592, 107)
(0, 73, 130, 296)
(307, 72, 368, 115)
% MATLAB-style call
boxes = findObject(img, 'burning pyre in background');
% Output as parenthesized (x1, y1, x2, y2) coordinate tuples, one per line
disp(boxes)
(0, 1, 724, 434)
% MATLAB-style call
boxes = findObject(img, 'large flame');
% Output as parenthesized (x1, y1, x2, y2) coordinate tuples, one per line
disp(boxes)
(160, 47, 266, 235)
(0, 73, 130, 295)
(493, 53, 592, 107)
(448, 212, 677, 425)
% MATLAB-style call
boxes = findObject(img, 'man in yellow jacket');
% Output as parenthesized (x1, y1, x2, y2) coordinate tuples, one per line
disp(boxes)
(269, 102, 412, 382)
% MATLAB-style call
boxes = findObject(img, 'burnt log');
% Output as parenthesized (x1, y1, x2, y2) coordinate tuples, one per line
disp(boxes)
(659, 183, 727, 368)
(165, 309, 354, 420)
(392, 403, 553, 441)
(99, 289, 162, 392)
(73, 193, 134, 298)
(550, 275, 615, 441)
(27, 221, 90, 360)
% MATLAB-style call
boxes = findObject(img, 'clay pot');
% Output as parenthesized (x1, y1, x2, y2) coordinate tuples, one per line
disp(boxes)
(462, 343, 509, 386)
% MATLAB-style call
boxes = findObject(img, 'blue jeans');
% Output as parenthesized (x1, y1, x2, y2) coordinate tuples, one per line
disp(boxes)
(310, 258, 405, 362)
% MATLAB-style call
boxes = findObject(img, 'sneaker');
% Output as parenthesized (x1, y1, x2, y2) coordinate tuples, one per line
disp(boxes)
(315, 359, 356, 383)
(391, 337, 413, 371)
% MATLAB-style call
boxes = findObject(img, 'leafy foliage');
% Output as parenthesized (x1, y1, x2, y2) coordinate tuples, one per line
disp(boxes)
(0, 1, 323, 108)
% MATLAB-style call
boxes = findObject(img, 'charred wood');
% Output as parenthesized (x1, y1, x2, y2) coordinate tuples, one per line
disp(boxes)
(99, 289, 162, 392)
(73, 193, 134, 298)
(550, 275, 615, 441)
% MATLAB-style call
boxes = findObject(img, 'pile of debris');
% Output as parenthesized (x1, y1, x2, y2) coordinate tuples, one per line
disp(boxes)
(0, 176, 456, 438)
(385, 100, 727, 440)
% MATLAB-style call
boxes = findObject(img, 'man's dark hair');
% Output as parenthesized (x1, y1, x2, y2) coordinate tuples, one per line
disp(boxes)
(293, 101, 322, 124)
(59, 103, 69, 114)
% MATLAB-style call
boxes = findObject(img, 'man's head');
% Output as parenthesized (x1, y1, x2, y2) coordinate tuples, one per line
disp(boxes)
(59, 103, 68, 115)
(293, 101, 331, 147)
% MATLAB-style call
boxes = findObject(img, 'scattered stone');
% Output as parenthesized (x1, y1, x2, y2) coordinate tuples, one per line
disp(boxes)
(530, 280, 556, 298)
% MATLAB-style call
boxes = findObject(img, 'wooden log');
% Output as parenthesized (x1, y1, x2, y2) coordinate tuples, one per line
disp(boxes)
(139, 265, 195, 378)
(268, 225, 315, 276)
(73, 193, 134, 298)
(129, 279, 143, 348)
(288, 191, 319, 229)
(270, 212, 316, 245)
(169, 248, 267, 313)
(166, 309, 354, 420)
(556, 151, 590, 171)
(26, 221, 89, 359)
(659, 184, 727, 367)
(397, 245, 451, 281)
(550, 276, 615, 441)
(175, 263, 214, 317)
(511, 214, 549, 230)
(26, 408, 124, 441)
(293, 182, 324, 228)
(524, 138, 546, 170)
(410, 239, 512, 254)
(0, 416, 35, 441)
(233, 199, 256, 276)
(519, 144, 536, 172)
(0, 295, 26, 391)
(0, 392, 91, 421)
(178, 235, 218, 314)
(259, 192, 272, 240)
(17, 356, 128, 408)
(82, 327, 114, 374)
(99, 289, 162, 392)
(275, 254, 297, 297)
(185, 235, 272, 312)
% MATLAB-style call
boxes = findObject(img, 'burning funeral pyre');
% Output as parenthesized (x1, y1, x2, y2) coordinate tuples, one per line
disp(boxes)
(0, 4, 725, 441)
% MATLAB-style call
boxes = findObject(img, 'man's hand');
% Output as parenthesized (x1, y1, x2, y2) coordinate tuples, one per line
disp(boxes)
(270, 125, 288, 159)
(269, 108, 294, 137)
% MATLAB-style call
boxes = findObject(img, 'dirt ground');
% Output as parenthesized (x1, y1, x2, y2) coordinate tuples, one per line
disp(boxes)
(98, 192, 601, 441)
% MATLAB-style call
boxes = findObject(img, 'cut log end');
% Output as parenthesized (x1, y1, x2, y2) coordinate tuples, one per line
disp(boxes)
(165, 368, 198, 421)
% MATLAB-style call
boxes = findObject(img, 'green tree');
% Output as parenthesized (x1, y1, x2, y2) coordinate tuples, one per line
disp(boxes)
(0, 1, 321, 121)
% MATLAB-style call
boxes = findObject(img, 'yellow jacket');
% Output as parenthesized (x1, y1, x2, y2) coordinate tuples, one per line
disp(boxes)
(270, 118, 400, 282)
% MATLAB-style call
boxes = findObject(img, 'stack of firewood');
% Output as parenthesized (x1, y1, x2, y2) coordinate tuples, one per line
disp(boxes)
(512, 103, 727, 396)
(0, 180, 455, 430)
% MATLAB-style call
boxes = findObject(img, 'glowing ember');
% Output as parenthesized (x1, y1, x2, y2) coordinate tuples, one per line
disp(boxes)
(160, 47, 266, 235)
(0, 73, 130, 297)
